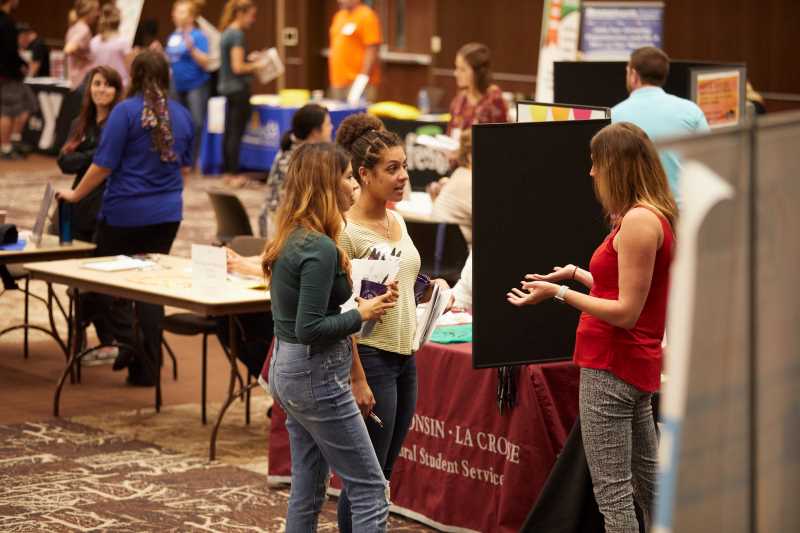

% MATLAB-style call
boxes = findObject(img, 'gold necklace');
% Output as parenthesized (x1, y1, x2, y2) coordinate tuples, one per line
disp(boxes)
(361, 211, 390, 239)
(382, 211, 390, 239)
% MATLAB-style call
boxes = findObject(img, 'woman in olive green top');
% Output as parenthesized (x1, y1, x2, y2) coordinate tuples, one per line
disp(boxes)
(263, 142, 396, 532)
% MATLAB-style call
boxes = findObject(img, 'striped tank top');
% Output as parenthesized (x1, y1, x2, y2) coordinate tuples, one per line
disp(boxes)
(340, 210, 421, 355)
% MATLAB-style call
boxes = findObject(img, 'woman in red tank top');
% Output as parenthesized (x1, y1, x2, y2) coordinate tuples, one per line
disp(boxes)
(507, 122, 677, 533)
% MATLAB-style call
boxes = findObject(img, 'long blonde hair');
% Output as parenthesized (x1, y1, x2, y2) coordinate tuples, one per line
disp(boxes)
(218, 0, 254, 30)
(73, 0, 98, 20)
(174, 0, 204, 18)
(590, 122, 677, 228)
(262, 143, 352, 285)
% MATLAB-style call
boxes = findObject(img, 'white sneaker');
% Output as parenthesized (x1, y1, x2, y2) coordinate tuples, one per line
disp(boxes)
(82, 346, 120, 366)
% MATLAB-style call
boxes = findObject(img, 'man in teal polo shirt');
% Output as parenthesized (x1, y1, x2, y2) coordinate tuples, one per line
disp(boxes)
(612, 47, 710, 203)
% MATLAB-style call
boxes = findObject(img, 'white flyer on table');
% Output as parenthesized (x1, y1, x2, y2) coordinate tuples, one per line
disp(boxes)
(191, 244, 227, 291)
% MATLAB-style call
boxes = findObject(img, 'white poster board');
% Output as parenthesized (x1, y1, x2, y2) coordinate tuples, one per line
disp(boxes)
(116, 0, 145, 48)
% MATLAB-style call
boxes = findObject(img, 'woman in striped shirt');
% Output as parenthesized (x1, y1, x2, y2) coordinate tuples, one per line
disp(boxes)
(336, 113, 449, 532)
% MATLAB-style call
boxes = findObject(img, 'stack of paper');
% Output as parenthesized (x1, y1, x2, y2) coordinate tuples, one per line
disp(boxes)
(82, 255, 156, 272)
(342, 247, 402, 337)
(414, 283, 452, 349)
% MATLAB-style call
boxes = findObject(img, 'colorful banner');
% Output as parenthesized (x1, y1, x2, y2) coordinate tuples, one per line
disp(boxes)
(535, 0, 582, 103)
(267, 343, 580, 533)
(516, 101, 610, 123)
(579, 1, 664, 60)
(692, 69, 744, 129)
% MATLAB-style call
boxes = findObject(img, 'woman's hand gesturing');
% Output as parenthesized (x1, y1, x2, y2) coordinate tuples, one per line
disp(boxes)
(525, 265, 577, 284)
(507, 281, 558, 307)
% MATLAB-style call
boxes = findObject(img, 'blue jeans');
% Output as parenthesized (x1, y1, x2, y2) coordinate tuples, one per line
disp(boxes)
(173, 82, 210, 164)
(269, 337, 388, 533)
(337, 345, 418, 533)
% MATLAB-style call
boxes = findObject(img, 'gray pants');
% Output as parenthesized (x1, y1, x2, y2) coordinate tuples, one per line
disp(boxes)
(580, 368, 658, 533)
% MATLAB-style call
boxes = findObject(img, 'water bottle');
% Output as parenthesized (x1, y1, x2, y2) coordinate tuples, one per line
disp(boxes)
(58, 199, 72, 244)
(417, 89, 430, 115)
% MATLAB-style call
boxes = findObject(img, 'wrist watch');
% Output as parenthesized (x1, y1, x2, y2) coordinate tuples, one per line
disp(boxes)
(554, 285, 569, 303)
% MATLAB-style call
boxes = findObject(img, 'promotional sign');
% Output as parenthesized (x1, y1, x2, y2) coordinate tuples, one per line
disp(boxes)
(691, 68, 746, 129)
(579, 1, 664, 60)
(535, 0, 582, 103)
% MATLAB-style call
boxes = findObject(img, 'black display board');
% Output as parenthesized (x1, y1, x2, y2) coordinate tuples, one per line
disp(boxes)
(472, 119, 610, 368)
(553, 60, 745, 109)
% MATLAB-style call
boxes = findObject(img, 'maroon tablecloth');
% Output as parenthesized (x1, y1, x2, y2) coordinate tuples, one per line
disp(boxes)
(266, 342, 579, 532)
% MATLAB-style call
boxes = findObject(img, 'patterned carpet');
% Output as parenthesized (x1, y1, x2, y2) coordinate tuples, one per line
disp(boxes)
(0, 418, 317, 532)
(1, 158, 433, 532)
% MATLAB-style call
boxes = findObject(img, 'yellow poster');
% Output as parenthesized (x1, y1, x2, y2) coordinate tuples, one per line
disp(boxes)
(695, 70, 741, 129)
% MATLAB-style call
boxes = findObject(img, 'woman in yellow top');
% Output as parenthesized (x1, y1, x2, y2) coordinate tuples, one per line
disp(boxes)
(336, 113, 448, 532)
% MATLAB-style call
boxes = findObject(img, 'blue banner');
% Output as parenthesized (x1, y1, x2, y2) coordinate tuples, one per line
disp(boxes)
(579, 2, 664, 60)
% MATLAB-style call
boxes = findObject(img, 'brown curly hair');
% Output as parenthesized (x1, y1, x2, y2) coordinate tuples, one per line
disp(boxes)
(335, 113, 402, 184)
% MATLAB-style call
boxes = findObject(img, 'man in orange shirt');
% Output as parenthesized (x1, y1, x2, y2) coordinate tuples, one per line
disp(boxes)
(328, 0, 381, 103)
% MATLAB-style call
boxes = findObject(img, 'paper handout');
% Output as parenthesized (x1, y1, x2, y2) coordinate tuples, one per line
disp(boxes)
(414, 283, 452, 350)
(191, 244, 227, 291)
(253, 48, 285, 85)
(82, 255, 156, 272)
(341, 244, 402, 337)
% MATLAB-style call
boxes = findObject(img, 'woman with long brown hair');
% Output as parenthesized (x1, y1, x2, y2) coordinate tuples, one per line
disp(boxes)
(447, 42, 508, 138)
(508, 122, 677, 533)
(264, 142, 395, 532)
(217, 0, 262, 185)
(58, 65, 122, 243)
(57, 50, 195, 386)
(57, 65, 123, 361)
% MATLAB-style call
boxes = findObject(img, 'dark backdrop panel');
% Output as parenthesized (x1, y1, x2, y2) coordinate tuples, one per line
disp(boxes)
(472, 120, 610, 368)
(553, 60, 745, 108)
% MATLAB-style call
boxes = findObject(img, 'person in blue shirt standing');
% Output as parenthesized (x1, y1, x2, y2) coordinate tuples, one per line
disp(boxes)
(57, 50, 194, 386)
(166, 0, 210, 166)
(611, 46, 710, 203)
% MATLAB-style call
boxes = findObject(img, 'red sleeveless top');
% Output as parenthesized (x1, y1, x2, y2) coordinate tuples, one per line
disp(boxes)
(573, 208, 675, 393)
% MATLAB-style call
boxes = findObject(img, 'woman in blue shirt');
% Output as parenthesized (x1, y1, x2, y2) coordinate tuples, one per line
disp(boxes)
(166, 0, 210, 165)
(58, 50, 194, 386)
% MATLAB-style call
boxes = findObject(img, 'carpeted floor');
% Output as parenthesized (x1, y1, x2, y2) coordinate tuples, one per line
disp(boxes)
(0, 418, 321, 532)
(0, 156, 434, 531)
